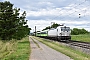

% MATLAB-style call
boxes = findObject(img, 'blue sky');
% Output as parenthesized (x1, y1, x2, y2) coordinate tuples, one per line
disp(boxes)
(1, 0, 90, 32)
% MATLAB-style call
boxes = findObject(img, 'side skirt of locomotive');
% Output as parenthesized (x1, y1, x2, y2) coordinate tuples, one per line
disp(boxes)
(36, 36, 71, 42)
(57, 36, 71, 41)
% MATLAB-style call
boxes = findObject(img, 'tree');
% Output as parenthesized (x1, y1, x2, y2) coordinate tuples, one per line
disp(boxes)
(51, 23, 60, 28)
(80, 28, 89, 34)
(71, 28, 89, 35)
(42, 26, 51, 31)
(42, 23, 60, 31)
(72, 28, 79, 35)
(0, 1, 31, 40)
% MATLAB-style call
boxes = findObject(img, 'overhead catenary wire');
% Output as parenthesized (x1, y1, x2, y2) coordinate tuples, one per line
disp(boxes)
(51, 0, 90, 20)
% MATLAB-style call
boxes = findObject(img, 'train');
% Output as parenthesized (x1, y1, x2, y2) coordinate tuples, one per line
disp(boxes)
(36, 25, 71, 41)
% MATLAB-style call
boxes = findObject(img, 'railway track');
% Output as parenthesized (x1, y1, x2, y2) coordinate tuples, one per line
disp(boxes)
(67, 40, 90, 49)
(44, 38, 90, 49)
(36, 36, 90, 49)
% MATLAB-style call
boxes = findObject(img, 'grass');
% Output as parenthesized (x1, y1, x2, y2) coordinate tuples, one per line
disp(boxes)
(0, 36, 31, 60)
(33, 36, 90, 60)
(71, 34, 90, 42)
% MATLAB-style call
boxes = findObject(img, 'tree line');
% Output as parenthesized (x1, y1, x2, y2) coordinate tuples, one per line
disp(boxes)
(0, 1, 31, 40)
(42, 23, 60, 31)
(71, 28, 89, 35)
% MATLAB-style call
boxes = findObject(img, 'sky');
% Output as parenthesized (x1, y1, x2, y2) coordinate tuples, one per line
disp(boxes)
(1, 0, 90, 32)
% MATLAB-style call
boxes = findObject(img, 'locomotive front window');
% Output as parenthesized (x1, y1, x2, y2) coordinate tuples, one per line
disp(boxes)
(61, 27, 70, 31)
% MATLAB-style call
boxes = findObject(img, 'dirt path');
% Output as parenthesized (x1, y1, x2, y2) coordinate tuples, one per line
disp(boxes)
(29, 36, 73, 60)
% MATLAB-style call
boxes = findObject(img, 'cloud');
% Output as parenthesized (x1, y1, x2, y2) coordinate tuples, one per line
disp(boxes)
(1, 0, 90, 31)
(26, 3, 90, 21)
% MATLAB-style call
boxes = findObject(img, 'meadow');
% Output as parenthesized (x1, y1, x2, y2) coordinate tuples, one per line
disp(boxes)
(0, 36, 30, 60)
(71, 34, 90, 42)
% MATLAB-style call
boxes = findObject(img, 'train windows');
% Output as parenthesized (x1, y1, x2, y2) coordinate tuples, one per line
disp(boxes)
(61, 27, 70, 31)
(41, 32, 47, 34)
(66, 27, 70, 31)
(61, 27, 65, 31)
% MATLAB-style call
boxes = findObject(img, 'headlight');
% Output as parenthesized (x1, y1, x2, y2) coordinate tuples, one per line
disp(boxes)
(60, 33, 62, 35)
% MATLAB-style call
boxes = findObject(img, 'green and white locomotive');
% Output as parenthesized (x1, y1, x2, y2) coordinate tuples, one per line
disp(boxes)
(36, 26, 71, 41)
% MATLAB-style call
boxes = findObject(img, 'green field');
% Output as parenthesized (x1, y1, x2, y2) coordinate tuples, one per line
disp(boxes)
(0, 36, 30, 60)
(71, 34, 90, 42)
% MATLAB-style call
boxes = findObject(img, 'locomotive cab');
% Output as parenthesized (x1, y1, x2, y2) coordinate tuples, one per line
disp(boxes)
(57, 26, 71, 40)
